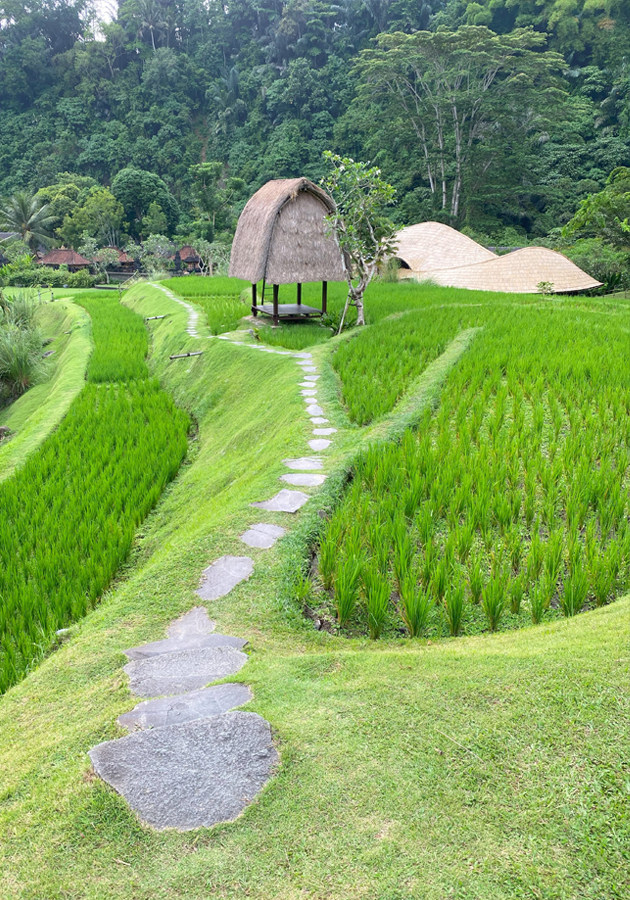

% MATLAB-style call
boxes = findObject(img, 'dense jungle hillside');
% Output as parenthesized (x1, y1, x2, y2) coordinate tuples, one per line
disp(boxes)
(0, 0, 629, 245)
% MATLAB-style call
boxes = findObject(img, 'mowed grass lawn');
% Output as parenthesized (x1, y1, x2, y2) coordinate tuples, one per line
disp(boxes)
(0, 282, 629, 899)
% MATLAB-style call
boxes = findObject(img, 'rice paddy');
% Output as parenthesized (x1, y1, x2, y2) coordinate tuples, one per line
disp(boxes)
(0, 295, 190, 693)
(313, 305, 630, 639)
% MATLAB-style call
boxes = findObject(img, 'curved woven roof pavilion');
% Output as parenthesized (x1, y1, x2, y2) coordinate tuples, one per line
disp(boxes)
(395, 222, 601, 294)
(229, 178, 345, 324)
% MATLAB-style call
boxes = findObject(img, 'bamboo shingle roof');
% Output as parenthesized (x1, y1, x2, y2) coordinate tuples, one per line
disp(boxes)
(425, 246, 602, 294)
(395, 223, 601, 294)
(395, 222, 497, 273)
(229, 178, 346, 285)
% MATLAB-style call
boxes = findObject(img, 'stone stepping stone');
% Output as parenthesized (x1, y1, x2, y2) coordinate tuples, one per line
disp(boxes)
(283, 457, 323, 470)
(294, 353, 313, 359)
(306, 404, 324, 416)
(240, 523, 285, 549)
(309, 439, 332, 451)
(124, 646, 247, 698)
(313, 428, 337, 436)
(301, 389, 317, 396)
(311, 417, 329, 425)
(299, 381, 318, 388)
(197, 555, 254, 601)
(281, 473, 326, 487)
(118, 684, 252, 732)
(167, 607, 215, 638)
(251, 490, 308, 513)
(300, 366, 318, 373)
(124, 632, 247, 661)
(89, 711, 277, 831)
(303, 375, 320, 382)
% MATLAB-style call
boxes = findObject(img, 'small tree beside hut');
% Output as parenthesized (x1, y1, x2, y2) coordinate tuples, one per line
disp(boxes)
(78, 234, 119, 284)
(321, 151, 397, 331)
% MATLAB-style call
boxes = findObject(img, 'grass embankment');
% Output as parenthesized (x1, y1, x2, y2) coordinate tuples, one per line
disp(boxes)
(0, 300, 91, 482)
(0, 293, 189, 692)
(0, 282, 628, 898)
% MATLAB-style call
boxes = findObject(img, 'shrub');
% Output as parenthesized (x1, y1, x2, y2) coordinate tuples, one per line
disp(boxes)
(0, 326, 45, 399)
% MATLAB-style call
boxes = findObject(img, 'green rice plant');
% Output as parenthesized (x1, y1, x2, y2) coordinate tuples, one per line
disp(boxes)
(527, 529, 544, 583)
(530, 581, 546, 624)
(561, 558, 588, 617)
(76, 294, 149, 382)
(392, 517, 414, 590)
(421, 538, 437, 586)
(445, 581, 465, 636)
(431, 556, 449, 603)
(456, 519, 474, 562)
(481, 574, 507, 632)
(509, 573, 524, 614)
(468, 554, 484, 605)
(293, 571, 312, 606)
(400, 568, 432, 637)
(544, 528, 565, 588)
(590, 550, 614, 607)
(334, 557, 362, 625)
(362, 562, 391, 640)
(319, 516, 344, 590)
(415, 504, 435, 543)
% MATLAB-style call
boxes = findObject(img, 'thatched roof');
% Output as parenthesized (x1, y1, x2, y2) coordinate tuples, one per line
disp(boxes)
(421, 246, 602, 294)
(229, 178, 346, 284)
(395, 222, 497, 272)
(39, 248, 91, 267)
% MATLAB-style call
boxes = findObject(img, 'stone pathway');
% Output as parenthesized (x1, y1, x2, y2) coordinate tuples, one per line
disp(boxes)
(89, 302, 339, 831)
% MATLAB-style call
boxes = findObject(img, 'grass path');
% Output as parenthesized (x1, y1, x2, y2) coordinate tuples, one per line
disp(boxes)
(0, 283, 628, 899)
(0, 300, 91, 482)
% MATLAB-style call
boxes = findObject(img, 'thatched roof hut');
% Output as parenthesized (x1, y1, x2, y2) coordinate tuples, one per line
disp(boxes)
(39, 248, 91, 271)
(395, 222, 497, 273)
(424, 247, 602, 294)
(230, 178, 345, 324)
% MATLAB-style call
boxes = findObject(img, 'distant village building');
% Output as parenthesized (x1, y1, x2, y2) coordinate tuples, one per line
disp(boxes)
(230, 177, 345, 325)
(38, 248, 91, 272)
(394, 222, 601, 294)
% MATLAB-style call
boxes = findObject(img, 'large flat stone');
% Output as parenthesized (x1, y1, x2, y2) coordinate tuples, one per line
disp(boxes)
(124, 646, 247, 698)
(301, 389, 317, 396)
(309, 439, 332, 451)
(281, 473, 326, 487)
(313, 428, 337, 435)
(303, 375, 320, 382)
(196, 555, 254, 601)
(310, 417, 329, 425)
(306, 404, 324, 416)
(300, 366, 318, 373)
(251, 490, 309, 513)
(168, 607, 215, 638)
(89, 711, 277, 831)
(124, 632, 247, 661)
(299, 381, 318, 388)
(240, 523, 285, 549)
(118, 684, 252, 732)
(282, 457, 323, 470)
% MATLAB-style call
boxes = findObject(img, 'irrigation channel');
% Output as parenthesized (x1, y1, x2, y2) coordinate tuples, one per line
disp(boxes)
(0, 293, 190, 694)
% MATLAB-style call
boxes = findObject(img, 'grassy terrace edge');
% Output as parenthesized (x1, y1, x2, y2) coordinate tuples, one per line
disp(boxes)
(0, 299, 92, 482)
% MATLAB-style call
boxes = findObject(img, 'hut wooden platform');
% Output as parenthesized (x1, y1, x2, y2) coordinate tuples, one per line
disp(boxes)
(229, 178, 345, 325)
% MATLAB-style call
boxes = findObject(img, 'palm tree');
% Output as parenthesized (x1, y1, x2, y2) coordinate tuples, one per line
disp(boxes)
(137, 0, 167, 51)
(0, 192, 56, 251)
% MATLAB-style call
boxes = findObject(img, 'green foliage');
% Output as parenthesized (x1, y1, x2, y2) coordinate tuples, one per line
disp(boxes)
(564, 167, 630, 251)
(57, 187, 125, 247)
(334, 556, 362, 624)
(0, 192, 56, 250)
(0, 292, 189, 692)
(399, 570, 432, 637)
(0, 291, 45, 402)
(362, 562, 390, 639)
(111, 168, 179, 238)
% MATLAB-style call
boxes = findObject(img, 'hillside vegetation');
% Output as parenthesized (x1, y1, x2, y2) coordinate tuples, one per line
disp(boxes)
(0, 281, 629, 898)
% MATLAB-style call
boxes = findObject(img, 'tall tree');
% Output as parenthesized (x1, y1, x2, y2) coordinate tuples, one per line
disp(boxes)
(355, 26, 565, 220)
(321, 151, 397, 329)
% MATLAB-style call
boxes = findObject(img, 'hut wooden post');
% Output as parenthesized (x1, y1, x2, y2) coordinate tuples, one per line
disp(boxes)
(322, 281, 328, 314)
(272, 284, 279, 326)
(297, 283, 302, 306)
(251, 282, 257, 317)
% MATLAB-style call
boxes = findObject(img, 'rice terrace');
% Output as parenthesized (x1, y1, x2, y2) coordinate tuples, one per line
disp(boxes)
(2, 2, 630, 897)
